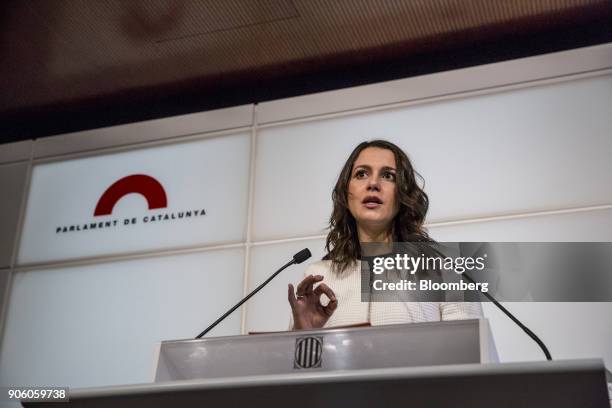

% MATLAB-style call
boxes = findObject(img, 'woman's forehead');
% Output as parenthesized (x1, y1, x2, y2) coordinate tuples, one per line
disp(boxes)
(353, 147, 396, 168)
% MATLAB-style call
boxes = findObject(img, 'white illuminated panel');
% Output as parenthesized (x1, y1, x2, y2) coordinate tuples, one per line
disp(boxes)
(482, 302, 612, 368)
(246, 239, 327, 333)
(428, 208, 612, 241)
(252, 131, 364, 241)
(17, 134, 250, 264)
(253, 75, 612, 240)
(428, 209, 612, 368)
(0, 248, 244, 388)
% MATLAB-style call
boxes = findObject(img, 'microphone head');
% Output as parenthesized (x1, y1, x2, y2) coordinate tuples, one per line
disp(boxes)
(293, 248, 312, 264)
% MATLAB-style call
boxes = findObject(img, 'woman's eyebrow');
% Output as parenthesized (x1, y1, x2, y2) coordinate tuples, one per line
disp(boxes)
(353, 165, 396, 171)
(353, 164, 371, 170)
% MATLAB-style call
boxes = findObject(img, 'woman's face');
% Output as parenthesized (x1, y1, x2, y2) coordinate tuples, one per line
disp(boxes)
(347, 147, 399, 234)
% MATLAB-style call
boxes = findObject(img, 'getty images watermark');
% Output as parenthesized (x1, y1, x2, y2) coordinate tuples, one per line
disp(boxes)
(370, 251, 489, 293)
(359, 242, 612, 302)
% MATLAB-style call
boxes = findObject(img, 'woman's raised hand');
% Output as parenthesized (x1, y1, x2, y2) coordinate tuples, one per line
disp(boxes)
(288, 274, 337, 330)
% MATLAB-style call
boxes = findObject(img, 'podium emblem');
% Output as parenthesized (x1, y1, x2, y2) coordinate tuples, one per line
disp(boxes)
(294, 336, 323, 369)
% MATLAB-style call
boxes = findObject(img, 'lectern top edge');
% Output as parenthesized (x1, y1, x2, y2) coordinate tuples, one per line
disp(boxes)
(166, 318, 481, 344)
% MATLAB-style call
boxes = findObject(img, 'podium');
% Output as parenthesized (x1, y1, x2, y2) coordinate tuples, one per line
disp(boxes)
(155, 319, 498, 381)
(23, 319, 610, 407)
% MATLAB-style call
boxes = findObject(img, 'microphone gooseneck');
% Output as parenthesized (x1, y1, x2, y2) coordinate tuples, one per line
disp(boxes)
(462, 272, 552, 361)
(195, 248, 312, 339)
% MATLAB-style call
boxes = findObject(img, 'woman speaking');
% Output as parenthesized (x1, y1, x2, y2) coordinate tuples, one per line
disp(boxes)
(288, 140, 482, 330)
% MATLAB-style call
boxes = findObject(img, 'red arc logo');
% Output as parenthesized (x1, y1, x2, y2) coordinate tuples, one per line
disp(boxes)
(94, 174, 167, 216)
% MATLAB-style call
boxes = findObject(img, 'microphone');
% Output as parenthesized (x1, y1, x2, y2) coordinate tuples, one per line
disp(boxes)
(292, 248, 312, 264)
(462, 272, 552, 361)
(195, 248, 312, 339)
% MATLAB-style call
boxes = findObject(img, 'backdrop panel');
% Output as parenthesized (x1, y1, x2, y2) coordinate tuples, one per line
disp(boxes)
(253, 75, 612, 240)
(246, 239, 327, 333)
(0, 248, 244, 389)
(18, 133, 250, 264)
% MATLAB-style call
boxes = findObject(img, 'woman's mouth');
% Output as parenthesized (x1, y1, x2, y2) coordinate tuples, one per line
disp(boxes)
(363, 196, 383, 209)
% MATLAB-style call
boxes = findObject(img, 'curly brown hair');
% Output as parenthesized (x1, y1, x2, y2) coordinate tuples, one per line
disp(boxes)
(325, 140, 431, 273)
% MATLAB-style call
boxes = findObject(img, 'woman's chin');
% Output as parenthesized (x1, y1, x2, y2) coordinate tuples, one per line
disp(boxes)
(357, 217, 392, 229)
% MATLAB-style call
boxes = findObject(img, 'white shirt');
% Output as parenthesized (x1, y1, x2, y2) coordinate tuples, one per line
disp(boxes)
(293, 260, 483, 328)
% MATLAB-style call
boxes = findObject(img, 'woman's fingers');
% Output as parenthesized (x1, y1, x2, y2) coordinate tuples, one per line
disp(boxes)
(313, 283, 337, 302)
(288, 283, 297, 308)
(314, 283, 338, 317)
(313, 283, 337, 316)
(289, 277, 336, 329)
(324, 296, 338, 316)
(295, 274, 323, 296)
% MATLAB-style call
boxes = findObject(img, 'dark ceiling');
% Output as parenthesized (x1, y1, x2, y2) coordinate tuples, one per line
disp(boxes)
(1, 0, 611, 144)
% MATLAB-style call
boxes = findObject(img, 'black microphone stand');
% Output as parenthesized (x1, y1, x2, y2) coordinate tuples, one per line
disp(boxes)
(463, 272, 552, 361)
(196, 249, 311, 339)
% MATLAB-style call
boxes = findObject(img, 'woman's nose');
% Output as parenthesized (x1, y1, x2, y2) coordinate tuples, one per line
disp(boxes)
(367, 177, 381, 191)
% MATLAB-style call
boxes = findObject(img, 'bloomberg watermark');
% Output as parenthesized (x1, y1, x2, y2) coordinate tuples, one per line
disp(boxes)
(360, 242, 612, 302)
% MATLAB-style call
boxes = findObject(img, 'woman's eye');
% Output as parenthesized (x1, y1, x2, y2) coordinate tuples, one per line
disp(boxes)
(383, 171, 396, 181)
(355, 169, 367, 178)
